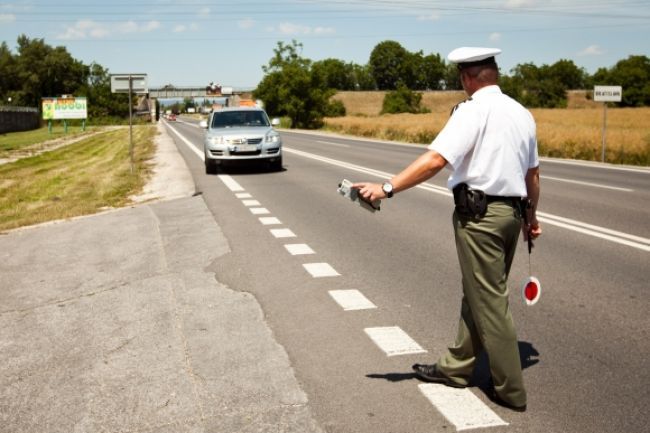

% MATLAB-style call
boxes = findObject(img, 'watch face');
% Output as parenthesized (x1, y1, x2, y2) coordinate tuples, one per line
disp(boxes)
(383, 183, 393, 193)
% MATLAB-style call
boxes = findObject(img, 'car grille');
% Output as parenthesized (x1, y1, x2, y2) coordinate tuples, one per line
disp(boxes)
(231, 149, 261, 156)
(210, 149, 224, 156)
(247, 138, 263, 144)
(267, 147, 280, 154)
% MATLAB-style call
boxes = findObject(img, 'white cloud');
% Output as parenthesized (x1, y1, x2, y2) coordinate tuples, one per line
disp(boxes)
(57, 20, 109, 40)
(0, 13, 16, 24)
(489, 32, 502, 42)
(579, 45, 605, 56)
(173, 24, 187, 33)
(417, 13, 441, 21)
(275, 22, 335, 35)
(238, 18, 255, 29)
(57, 19, 161, 39)
(198, 7, 210, 17)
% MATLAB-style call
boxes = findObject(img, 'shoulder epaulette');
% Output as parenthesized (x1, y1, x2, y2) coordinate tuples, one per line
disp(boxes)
(449, 98, 472, 117)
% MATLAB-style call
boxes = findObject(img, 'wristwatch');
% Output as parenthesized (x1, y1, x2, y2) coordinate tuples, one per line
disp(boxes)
(382, 182, 394, 198)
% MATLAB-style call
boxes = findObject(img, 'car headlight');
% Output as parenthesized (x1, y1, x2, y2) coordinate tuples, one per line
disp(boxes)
(265, 132, 280, 144)
(209, 136, 224, 145)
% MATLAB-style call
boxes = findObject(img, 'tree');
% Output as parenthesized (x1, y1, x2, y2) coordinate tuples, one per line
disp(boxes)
(0, 42, 17, 103)
(368, 40, 410, 90)
(547, 59, 587, 90)
(312, 58, 355, 90)
(254, 40, 335, 129)
(13, 35, 88, 107)
(592, 55, 650, 107)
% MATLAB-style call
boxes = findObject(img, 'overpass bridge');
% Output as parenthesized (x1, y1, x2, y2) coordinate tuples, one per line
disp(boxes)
(148, 86, 254, 99)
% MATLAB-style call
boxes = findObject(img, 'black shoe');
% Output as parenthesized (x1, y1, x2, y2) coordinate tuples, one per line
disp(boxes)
(488, 391, 527, 412)
(411, 364, 467, 388)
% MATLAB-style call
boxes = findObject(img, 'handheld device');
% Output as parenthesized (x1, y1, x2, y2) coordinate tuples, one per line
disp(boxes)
(337, 179, 381, 212)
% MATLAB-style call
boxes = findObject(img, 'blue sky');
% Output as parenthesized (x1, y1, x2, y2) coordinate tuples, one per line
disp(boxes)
(1, 0, 648, 89)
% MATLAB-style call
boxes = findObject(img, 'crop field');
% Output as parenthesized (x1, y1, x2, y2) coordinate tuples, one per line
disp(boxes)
(327, 91, 650, 165)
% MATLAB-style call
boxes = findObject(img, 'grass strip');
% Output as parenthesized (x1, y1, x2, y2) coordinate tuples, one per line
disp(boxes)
(0, 125, 156, 232)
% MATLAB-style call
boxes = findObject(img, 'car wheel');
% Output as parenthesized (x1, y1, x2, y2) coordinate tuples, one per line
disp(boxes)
(205, 159, 218, 175)
(269, 156, 283, 172)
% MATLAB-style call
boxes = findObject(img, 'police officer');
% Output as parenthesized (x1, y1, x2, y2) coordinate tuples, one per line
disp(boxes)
(353, 47, 541, 412)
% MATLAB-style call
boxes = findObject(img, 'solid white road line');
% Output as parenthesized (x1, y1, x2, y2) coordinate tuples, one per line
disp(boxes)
(270, 228, 296, 238)
(259, 217, 282, 225)
(363, 326, 427, 357)
(250, 207, 270, 215)
(329, 290, 377, 311)
(284, 244, 315, 255)
(418, 384, 508, 431)
(284, 146, 649, 252)
(242, 199, 261, 206)
(302, 262, 340, 278)
(541, 175, 633, 192)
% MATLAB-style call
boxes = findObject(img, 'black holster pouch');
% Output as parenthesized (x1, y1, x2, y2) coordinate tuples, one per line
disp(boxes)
(453, 183, 487, 218)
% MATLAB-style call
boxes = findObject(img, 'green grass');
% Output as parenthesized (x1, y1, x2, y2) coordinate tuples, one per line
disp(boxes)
(0, 124, 97, 156)
(0, 125, 157, 232)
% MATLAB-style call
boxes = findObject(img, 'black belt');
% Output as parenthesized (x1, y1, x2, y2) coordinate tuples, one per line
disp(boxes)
(486, 195, 521, 205)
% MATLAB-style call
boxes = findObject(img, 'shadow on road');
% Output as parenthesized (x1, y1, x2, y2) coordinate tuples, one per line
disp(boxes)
(365, 341, 540, 391)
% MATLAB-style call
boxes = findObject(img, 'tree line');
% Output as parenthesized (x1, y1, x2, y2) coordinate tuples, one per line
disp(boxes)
(256, 39, 650, 127)
(1, 35, 648, 128)
(0, 35, 129, 119)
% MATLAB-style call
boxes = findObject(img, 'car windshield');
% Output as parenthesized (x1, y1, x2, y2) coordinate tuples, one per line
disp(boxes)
(211, 110, 269, 128)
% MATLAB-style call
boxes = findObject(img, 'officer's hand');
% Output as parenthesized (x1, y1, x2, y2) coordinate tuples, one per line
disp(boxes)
(352, 182, 386, 201)
(522, 219, 542, 241)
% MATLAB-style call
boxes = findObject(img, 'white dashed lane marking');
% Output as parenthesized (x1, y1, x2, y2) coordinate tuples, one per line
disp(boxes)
(270, 228, 296, 238)
(329, 290, 377, 311)
(284, 244, 315, 255)
(165, 125, 510, 431)
(303, 262, 340, 278)
(218, 174, 245, 192)
(259, 217, 282, 225)
(419, 384, 508, 431)
(364, 326, 427, 357)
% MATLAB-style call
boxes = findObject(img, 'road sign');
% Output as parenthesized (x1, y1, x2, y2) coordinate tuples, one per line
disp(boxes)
(594, 85, 622, 102)
(110, 74, 149, 94)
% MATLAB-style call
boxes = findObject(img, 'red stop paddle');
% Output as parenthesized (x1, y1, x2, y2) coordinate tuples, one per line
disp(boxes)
(521, 199, 541, 306)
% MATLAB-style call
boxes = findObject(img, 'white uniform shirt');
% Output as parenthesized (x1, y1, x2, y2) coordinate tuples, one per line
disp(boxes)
(428, 85, 538, 197)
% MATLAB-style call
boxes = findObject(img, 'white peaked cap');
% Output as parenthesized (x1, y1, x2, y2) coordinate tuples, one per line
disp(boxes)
(447, 47, 501, 64)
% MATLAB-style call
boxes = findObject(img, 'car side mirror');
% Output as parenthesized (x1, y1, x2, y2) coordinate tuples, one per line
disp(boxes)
(271, 118, 281, 126)
(199, 120, 208, 129)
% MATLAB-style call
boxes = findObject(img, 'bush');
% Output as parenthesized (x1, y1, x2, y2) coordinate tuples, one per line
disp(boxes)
(324, 99, 346, 117)
(381, 85, 426, 114)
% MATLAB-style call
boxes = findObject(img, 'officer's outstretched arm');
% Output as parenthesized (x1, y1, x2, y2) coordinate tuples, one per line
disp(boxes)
(353, 150, 447, 202)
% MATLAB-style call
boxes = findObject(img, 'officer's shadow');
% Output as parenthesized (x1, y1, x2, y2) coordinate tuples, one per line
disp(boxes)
(366, 341, 539, 392)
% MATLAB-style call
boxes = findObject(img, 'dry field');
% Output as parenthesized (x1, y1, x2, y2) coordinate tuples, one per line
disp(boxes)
(327, 91, 650, 165)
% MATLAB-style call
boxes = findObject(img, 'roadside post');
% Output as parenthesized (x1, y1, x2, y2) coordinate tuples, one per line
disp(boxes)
(110, 74, 148, 174)
(593, 85, 622, 163)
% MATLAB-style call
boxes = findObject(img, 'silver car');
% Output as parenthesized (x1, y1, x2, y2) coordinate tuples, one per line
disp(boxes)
(200, 107, 282, 173)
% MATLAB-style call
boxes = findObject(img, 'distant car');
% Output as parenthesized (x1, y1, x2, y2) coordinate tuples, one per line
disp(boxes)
(200, 107, 282, 173)
(168, 113, 177, 121)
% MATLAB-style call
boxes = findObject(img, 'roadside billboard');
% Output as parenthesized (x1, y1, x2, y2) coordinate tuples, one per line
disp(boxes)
(42, 97, 88, 120)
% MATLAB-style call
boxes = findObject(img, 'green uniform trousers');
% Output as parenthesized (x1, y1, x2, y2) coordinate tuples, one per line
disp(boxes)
(437, 201, 527, 407)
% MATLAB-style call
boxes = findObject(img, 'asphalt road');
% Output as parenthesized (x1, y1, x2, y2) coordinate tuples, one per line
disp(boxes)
(164, 117, 649, 433)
